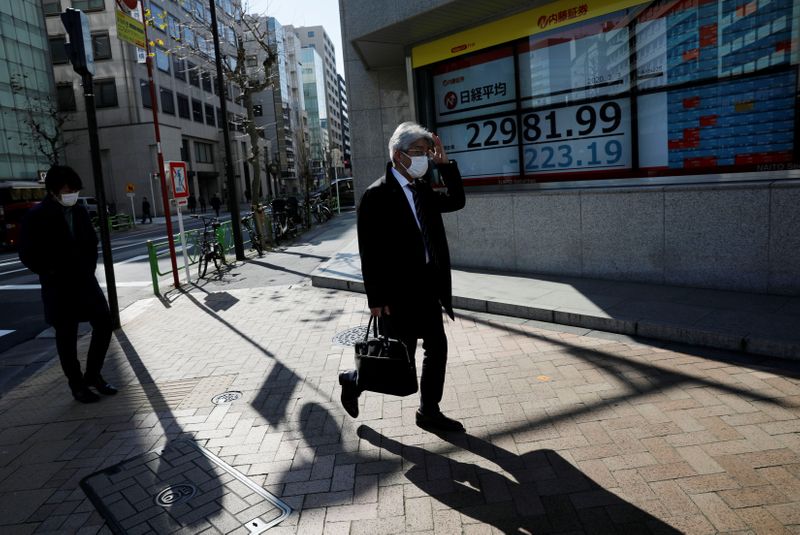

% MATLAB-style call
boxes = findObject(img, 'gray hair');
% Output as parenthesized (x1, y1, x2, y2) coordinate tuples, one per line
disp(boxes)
(387, 122, 433, 160)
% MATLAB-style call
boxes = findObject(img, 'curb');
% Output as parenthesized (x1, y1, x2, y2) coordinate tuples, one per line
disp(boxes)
(311, 274, 800, 361)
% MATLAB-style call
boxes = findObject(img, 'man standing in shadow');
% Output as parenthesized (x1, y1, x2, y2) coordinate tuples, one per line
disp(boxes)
(339, 122, 466, 432)
(19, 166, 118, 403)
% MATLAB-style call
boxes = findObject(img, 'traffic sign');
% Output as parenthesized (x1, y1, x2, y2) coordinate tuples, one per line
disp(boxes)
(126, 192, 135, 198)
(168, 161, 189, 198)
(126, 183, 135, 193)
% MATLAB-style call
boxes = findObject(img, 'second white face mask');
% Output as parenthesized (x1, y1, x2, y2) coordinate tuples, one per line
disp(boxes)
(59, 192, 80, 207)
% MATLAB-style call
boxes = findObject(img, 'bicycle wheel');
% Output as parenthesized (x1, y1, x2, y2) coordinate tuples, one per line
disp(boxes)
(322, 205, 333, 220)
(197, 250, 209, 278)
(212, 244, 225, 270)
(252, 234, 264, 255)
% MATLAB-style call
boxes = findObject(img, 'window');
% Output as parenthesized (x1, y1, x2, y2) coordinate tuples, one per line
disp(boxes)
(155, 48, 169, 72)
(43, 0, 61, 16)
(307, 31, 315, 37)
(56, 83, 76, 111)
(92, 32, 112, 60)
(95, 79, 118, 108)
(417, 0, 800, 185)
(149, 2, 167, 32)
(191, 99, 203, 122)
(168, 15, 180, 40)
(173, 56, 185, 81)
(161, 88, 175, 115)
(193, 0, 203, 21)
(49, 37, 67, 64)
(204, 103, 215, 126)
(195, 142, 214, 163)
(177, 93, 190, 119)
(140, 80, 152, 109)
(201, 71, 212, 92)
(72, 0, 104, 11)
(216, 107, 223, 127)
(179, 0, 190, 12)
(187, 62, 199, 86)
(183, 26, 194, 48)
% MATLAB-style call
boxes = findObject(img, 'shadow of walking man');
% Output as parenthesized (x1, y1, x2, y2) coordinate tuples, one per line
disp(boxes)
(357, 425, 680, 534)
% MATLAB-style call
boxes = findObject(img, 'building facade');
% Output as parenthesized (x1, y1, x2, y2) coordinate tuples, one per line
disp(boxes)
(1, 0, 58, 181)
(293, 25, 345, 178)
(300, 46, 327, 188)
(341, 0, 800, 295)
(45, 0, 252, 217)
(337, 73, 351, 176)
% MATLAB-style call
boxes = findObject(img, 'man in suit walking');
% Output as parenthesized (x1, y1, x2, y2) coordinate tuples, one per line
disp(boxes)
(339, 122, 466, 432)
(19, 166, 118, 403)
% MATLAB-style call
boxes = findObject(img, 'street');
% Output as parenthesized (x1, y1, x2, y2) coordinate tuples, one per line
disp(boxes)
(0, 211, 357, 355)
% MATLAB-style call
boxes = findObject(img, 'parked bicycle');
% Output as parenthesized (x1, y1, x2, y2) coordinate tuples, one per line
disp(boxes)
(270, 197, 299, 244)
(309, 193, 333, 224)
(241, 210, 265, 255)
(191, 215, 225, 277)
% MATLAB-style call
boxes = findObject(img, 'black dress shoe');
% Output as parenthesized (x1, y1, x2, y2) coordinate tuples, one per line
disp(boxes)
(72, 387, 100, 404)
(416, 409, 464, 432)
(87, 378, 118, 396)
(339, 373, 360, 418)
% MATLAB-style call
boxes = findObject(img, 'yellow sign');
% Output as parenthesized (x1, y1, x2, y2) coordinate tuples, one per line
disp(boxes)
(115, 9, 145, 49)
(126, 183, 135, 193)
(411, 0, 650, 68)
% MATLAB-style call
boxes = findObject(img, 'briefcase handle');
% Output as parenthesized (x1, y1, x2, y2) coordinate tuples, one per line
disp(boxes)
(364, 314, 397, 341)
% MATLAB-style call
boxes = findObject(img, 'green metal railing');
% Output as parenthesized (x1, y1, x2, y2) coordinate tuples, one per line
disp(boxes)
(147, 220, 229, 295)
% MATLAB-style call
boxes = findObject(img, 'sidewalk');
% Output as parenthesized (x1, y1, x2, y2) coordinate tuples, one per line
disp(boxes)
(311, 237, 800, 361)
(0, 217, 798, 533)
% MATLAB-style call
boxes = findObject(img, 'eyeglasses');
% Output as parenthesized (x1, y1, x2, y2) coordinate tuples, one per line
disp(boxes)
(405, 147, 432, 157)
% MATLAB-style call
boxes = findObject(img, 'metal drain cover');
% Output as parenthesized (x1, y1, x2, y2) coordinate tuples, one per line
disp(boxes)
(80, 439, 291, 534)
(332, 325, 369, 346)
(211, 390, 242, 404)
(155, 483, 197, 507)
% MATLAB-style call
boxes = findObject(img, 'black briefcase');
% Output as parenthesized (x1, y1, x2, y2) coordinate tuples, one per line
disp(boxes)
(354, 316, 418, 397)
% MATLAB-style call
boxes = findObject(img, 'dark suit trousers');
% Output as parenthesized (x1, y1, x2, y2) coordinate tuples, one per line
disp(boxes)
(54, 309, 113, 391)
(345, 266, 449, 414)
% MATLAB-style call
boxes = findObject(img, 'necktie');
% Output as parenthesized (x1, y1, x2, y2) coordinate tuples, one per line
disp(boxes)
(408, 181, 435, 265)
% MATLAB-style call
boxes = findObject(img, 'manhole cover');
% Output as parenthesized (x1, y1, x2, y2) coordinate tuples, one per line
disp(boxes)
(80, 439, 291, 534)
(332, 325, 369, 346)
(211, 390, 242, 404)
(155, 483, 197, 506)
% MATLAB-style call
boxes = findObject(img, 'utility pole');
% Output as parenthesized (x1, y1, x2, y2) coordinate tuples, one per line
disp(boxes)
(209, 0, 244, 260)
(61, 8, 120, 329)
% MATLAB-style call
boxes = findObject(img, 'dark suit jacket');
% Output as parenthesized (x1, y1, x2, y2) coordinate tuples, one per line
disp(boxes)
(18, 195, 108, 326)
(357, 161, 465, 319)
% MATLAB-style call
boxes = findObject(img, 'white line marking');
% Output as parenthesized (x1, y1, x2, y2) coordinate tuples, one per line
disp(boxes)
(0, 259, 21, 267)
(0, 329, 14, 337)
(0, 281, 152, 290)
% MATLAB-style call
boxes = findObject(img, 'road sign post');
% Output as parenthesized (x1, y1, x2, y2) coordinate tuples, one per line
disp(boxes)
(169, 162, 191, 283)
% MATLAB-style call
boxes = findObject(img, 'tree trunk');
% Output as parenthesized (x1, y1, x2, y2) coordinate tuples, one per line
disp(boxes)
(243, 90, 268, 251)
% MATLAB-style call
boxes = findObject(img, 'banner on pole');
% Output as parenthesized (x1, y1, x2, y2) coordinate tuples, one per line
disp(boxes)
(115, 9, 145, 49)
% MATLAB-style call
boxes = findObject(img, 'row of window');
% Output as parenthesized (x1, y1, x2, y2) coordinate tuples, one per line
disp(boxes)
(49, 33, 111, 63)
(138, 79, 245, 134)
(43, 0, 238, 18)
(56, 79, 117, 109)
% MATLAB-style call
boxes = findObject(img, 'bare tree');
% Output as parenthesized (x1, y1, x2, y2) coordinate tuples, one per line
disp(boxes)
(10, 73, 70, 166)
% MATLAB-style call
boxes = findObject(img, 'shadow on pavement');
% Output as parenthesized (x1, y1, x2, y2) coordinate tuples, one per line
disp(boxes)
(357, 424, 680, 534)
(77, 329, 224, 533)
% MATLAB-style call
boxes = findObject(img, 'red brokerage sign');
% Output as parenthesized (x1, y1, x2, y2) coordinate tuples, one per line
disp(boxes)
(116, 0, 139, 10)
(169, 161, 189, 198)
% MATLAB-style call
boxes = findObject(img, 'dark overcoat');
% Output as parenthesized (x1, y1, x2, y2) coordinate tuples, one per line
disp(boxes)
(18, 195, 108, 326)
(357, 161, 465, 319)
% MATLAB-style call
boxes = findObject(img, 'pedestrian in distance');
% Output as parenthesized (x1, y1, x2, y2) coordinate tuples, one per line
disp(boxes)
(199, 196, 207, 213)
(18, 165, 118, 404)
(338, 121, 466, 432)
(210, 194, 222, 217)
(141, 196, 153, 224)
(187, 194, 197, 214)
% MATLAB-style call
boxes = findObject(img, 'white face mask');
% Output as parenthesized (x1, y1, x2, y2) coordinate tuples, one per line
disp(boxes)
(401, 153, 429, 179)
(57, 192, 80, 207)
